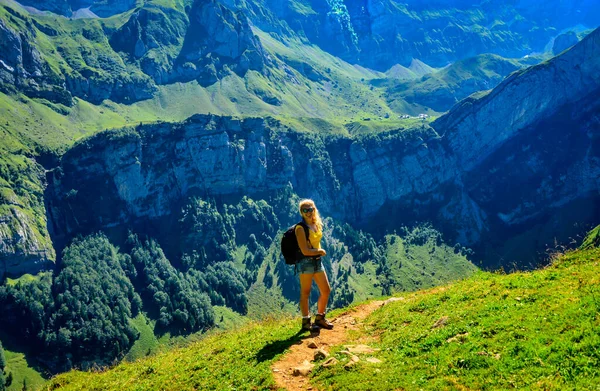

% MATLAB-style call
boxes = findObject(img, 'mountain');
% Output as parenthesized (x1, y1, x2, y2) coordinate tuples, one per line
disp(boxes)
(215, 0, 600, 70)
(39, 27, 600, 274)
(378, 53, 541, 113)
(1, 0, 600, 383)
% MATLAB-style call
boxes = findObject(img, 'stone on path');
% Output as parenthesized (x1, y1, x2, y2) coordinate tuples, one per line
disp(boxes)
(292, 360, 315, 376)
(314, 348, 329, 361)
(307, 340, 318, 349)
(322, 357, 338, 367)
(344, 356, 360, 370)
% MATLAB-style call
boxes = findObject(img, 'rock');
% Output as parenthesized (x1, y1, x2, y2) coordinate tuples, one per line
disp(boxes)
(292, 360, 314, 377)
(321, 357, 338, 368)
(307, 340, 318, 349)
(344, 356, 359, 370)
(432, 316, 449, 328)
(313, 348, 329, 361)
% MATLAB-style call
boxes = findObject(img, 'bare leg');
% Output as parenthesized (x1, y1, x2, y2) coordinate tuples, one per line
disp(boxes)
(299, 273, 314, 316)
(313, 271, 331, 314)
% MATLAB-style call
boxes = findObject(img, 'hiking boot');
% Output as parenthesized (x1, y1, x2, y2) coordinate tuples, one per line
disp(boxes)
(302, 317, 319, 332)
(314, 314, 334, 330)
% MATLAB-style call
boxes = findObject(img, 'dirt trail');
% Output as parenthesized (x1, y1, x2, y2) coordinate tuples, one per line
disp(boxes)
(271, 298, 401, 391)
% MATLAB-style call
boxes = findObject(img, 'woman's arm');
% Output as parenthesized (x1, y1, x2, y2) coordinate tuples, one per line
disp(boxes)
(295, 225, 326, 257)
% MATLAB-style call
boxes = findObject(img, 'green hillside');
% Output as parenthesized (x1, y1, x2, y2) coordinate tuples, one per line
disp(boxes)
(378, 53, 545, 112)
(43, 229, 600, 390)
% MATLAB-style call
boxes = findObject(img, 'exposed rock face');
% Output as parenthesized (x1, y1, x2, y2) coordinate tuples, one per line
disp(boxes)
(0, 156, 55, 279)
(0, 17, 72, 105)
(435, 28, 600, 172)
(345, 0, 600, 69)
(176, 0, 268, 84)
(0, 9, 156, 105)
(434, 27, 600, 265)
(0, 207, 55, 277)
(110, 0, 269, 86)
(43, 28, 600, 271)
(553, 31, 579, 55)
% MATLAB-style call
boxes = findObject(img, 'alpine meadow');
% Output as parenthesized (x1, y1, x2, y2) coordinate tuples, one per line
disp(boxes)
(0, 0, 599, 390)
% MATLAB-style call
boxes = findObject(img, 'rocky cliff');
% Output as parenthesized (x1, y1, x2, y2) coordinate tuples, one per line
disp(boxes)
(0, 6, 156, 105)
(110, 0, 269, 86)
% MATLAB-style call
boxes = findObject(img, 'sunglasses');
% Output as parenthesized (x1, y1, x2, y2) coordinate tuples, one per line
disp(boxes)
(301, 207, 315, 214)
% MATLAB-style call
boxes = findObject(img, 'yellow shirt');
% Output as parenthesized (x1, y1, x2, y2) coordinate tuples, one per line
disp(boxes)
(308, 227, 322, 249)
(296, 224, 322, 250)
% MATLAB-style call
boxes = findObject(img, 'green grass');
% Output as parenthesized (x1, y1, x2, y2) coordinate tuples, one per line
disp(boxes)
(382, 53, 535, 112)
(5, 272, 49, 287)
(345, 261, 382, 301)
(383, 233, 479, 292)
(124, 314, 161, 363)
(312, 247, 600, 390)
(581, 225, 600, 250)
(0, 330, 48, 391)
(45, 316, 303, 391)
(4, 350, 47, 391)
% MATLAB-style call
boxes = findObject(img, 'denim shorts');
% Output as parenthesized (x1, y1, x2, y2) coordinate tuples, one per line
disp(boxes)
(297, 257, 324, 275)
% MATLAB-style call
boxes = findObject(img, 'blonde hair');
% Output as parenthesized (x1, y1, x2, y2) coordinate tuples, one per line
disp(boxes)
(298, 199, 323, 231)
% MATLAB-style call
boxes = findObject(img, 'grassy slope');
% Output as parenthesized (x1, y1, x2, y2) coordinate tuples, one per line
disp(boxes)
(44, 246, 600, 390)
(380, 53, 545, 113)
(0, 330, 48, 391)
(315, 248, 600, 390)
(383, 233, 479, 292)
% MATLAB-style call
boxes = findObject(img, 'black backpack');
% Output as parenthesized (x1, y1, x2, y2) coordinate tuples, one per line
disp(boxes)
(281, 221, 310, 265)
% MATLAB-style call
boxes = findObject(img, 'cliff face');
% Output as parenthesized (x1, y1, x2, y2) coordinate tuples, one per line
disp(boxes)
(435, 29, 600, 172)
(8, 0, 600, 81)
(345, 0, 600, 69)
(0, 8, 157, 105)
(0, 17, 71, 105)
(45, 115, 477, 263)
(110, 0, 269, 86)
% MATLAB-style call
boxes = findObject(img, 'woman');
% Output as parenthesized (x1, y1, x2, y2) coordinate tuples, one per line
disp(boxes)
(295, 199, 334, 331)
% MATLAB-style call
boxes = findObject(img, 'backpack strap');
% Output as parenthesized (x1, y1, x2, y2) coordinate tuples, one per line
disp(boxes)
(297, 221, 310, 246)
(296, 220, 318, 258)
